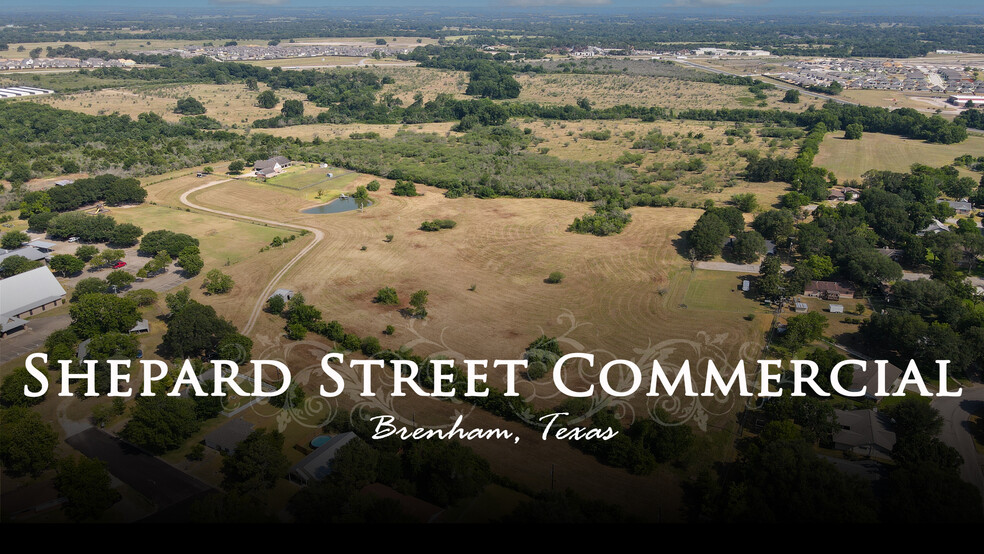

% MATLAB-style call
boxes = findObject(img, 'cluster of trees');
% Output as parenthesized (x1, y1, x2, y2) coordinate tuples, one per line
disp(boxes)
(19, 175, 147, 218)
(567, 202, 632, 236)
(174, 96, 207, 115)
(860, 278, 984, 376)
(1, 102, 295, 184)
(686, 206, 768, 263)
(419, 219, 456, 232)
(268, 293, 381, 355)
(398, 45, 523, 99)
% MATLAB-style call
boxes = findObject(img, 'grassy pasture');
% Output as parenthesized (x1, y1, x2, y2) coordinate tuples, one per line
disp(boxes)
(31, 82, 323, 127)
(814, 131, 984, 181)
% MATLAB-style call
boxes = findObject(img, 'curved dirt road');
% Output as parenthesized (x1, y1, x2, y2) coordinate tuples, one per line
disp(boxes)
(179, 179, 325, 335)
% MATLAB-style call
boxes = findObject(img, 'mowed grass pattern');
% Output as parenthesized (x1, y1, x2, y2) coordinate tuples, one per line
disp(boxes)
(815, 131, 984, 181)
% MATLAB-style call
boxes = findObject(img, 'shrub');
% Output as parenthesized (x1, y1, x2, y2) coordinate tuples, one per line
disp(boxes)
(374, 287, 399, 305)
(546, 271, 565, 284)
(366, 180, 381, 192)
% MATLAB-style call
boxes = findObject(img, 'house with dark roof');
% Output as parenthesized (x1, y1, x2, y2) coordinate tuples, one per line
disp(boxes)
(254, 156, 291, 177)
(203, 419, 255, 453)
(833, 409, 896, 460)
(805, 280, 855, 301)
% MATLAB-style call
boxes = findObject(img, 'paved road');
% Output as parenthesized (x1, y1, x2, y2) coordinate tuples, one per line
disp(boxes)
(0, 314, 71, 364)
(66, 428, 213, 509)
(932, 386, 984, 503)
(672, 59, 857, 106)
(178, 179, 325, 335)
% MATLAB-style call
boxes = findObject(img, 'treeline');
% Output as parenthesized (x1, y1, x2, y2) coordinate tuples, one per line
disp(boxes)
(0, 102, 295, 184)
(311, 125, 637, 202)
(18, 175, 146, 218)
(677, 103, 969, 144)
(398, 45, 535, 99)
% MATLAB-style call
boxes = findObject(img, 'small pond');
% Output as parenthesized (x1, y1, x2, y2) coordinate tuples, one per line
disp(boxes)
(301, 196, 371, 214)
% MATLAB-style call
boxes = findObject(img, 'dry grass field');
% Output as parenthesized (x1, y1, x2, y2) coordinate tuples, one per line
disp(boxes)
(522, 118, 795, 207)
(181, 176, 767, 414)
(814, 131, 984, 181)
(32, 82, 324, 128)
(255, 121, 458, 142)
(514, 73, 825, 111)
(374, 66, 470, 105)
(2, 39, 197, 59)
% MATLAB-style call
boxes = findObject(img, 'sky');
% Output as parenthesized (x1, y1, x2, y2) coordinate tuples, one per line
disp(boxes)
(10, 0, 984, 14)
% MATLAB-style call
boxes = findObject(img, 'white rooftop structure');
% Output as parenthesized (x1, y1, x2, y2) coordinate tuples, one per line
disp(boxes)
(0, 246, 49, 263)
(27, 239, 56, 251)
(0, 266, 67, 319)
(270, 289, 295, 301)
(288, 432, 359, 484)
(829, 304, 844, 313)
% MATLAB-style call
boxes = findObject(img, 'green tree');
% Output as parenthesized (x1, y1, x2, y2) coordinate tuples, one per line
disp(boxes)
(49, 254, 85, 276)
(71, 277, 109, 302)
(106, 269, 135, 290)
(0, 407, 57, 477)
(374, 287, 399, 305)
(110, 223, 143, 247)
(782, 89, 801, 103)
(1, 367, 46, 407)
(161, 301, 237, 358)
(281, 99, 304, 120)
(124, 288, 158, 307)
(203, 269, 234, 294)
(844, 123, 863, 140)
(175, 96, 206, 115)
(269, 381, 305, 409)
(731, 230, 767, 264)
(228, 160, 246, 174)
(54, 456, 122, 521)
(119, 394, 200, 455)
(220, 429, 289, 494)
(391, 180, 418, 196)
(257, 90, 278, 109)
(0, 255, 42, 278)
(177, 245, 204, 276)
(546, 271, 565, 284)
(731, 193, 758, 213)
(69, 293, 139, 339)
(688, 212, 729, 259)
(777, 312, 828, 351)
(409, 289, 429, 318)
(74, 244, 99, 262)
(1, 230, 28, 249)
(266, 294, 286, 314)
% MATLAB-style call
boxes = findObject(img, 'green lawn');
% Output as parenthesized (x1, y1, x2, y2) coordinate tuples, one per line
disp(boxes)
(682, 270, 763, 313)
(262, 164, 352, 190)
(814, 131, 984, 182)
(111, 204, 285, 266)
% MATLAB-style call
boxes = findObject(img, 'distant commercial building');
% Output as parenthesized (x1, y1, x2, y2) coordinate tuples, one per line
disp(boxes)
(947, 95, 984, 106)
(0, 266, 67, 323)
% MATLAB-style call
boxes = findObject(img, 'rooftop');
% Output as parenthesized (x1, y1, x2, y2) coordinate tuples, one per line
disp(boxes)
(0, 266, 67, 319)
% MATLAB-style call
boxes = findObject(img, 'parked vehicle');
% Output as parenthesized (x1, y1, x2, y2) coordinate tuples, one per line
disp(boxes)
(112, 261, 127, 269)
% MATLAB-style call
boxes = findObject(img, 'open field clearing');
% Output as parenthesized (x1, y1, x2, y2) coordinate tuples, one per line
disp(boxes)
(182, 177, 766, 415)
(374, 66, 469, 105)
(31, 82, 323, 127)
(523, 118, 794, 207)
(815, 131, 984, 181)
(514, 73, 824, 111)
(255, 121, 458, 142)
(109, 204, 287, 268)
(2, 39, 198, 59)
(290, 36, 439, 48)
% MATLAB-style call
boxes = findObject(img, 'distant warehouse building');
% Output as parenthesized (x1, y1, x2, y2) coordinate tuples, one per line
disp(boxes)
(948, 95, 984, 107)
(0, 266, 67, 336)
